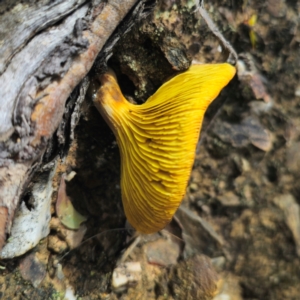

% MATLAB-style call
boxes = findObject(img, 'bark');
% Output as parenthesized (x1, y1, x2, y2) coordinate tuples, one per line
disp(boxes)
(0, 0, 151, 250)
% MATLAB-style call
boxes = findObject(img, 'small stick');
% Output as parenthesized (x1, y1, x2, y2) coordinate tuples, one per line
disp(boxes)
(195, 0, 238, 65)
(118, 234, 141, 264)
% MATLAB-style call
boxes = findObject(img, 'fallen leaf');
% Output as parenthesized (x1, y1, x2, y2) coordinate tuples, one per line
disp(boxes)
(56, 174, 87, 230)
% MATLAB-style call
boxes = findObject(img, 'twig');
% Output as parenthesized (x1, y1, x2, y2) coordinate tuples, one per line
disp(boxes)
(195, 0, 238, 65)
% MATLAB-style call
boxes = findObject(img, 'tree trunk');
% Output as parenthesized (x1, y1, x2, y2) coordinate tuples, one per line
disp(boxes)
(0, 0, 148, 251)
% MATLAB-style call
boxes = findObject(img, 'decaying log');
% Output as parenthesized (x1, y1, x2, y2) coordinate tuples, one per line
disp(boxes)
(0, 0, 151, 251)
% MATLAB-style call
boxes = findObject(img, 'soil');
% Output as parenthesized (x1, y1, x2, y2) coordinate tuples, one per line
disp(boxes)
(1, 0, 300, 299)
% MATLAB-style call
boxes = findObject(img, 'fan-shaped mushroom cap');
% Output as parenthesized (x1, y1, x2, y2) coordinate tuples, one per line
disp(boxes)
(94, 63, 236, 233)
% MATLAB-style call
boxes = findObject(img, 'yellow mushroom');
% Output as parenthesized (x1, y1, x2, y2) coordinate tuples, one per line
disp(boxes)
(94, 63, 236, 234)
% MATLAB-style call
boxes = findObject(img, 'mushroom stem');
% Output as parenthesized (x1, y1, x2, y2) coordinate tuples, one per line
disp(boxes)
(94, 63, 236, 233)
